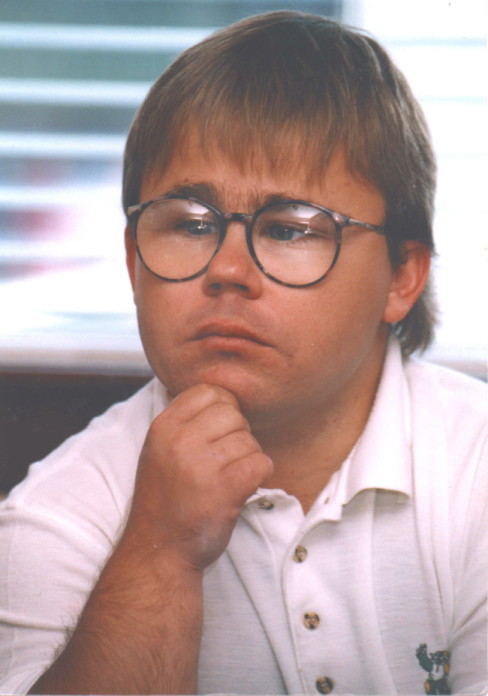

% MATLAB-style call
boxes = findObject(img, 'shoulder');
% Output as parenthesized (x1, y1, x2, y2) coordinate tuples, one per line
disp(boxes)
(0, 378, 167, 694)
(405, 357, 487, 433)
(2, 377, 167, 544)
(405, 357, 487, 510)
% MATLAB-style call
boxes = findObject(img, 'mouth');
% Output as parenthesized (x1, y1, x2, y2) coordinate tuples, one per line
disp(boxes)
(192, 322, 270, 347)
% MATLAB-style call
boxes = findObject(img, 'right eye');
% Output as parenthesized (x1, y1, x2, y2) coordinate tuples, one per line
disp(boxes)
(175, 218, 217, 237)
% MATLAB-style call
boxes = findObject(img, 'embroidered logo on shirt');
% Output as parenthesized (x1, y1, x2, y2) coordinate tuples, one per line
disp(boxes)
(415, 643, 451, 694)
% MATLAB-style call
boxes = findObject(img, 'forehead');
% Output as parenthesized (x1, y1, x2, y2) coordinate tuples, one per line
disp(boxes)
(141, 145, 385, 224)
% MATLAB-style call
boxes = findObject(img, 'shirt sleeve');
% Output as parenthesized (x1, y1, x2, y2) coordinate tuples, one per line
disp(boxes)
(0, 498, 113, 694)
(0, 381, 155, 694)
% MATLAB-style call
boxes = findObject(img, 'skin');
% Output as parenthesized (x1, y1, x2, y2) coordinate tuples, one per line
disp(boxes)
(128, 145, 430, 505)
(30, 144, 430, 694)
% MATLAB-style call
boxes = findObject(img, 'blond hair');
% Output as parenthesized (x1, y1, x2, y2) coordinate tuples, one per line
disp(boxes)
(123, 11, 437, 354)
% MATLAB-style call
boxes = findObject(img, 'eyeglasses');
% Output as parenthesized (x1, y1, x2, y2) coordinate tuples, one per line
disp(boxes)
(127, 196, 385, 288)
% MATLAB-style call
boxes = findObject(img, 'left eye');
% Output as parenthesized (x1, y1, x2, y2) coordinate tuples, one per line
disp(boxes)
(263, 224, 308, 242)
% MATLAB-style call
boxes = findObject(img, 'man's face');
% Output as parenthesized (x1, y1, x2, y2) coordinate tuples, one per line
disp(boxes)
(126, 145, 407, 433)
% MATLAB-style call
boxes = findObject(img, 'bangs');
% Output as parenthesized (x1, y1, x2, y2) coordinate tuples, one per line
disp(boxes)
(165, 98, 342, 188)
(123, 12, 393, 208)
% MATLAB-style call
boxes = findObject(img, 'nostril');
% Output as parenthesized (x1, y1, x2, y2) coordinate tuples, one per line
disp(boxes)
(208, 280, 249, 293)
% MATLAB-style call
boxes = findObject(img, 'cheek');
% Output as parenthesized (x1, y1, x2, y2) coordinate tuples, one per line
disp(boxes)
(345, 245, 395, 321)
(313, 262, 393, 337)
(344, 274, 393, 325)
(133, 275, 179, 358)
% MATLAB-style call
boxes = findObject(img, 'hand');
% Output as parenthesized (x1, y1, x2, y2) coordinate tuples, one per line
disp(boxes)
(126, 384, 273, 571)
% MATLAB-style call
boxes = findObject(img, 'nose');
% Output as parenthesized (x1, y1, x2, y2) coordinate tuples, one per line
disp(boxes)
(202, 220, 263, 298)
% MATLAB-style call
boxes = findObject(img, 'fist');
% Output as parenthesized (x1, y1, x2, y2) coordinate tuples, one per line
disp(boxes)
(127, 384, 273, 570)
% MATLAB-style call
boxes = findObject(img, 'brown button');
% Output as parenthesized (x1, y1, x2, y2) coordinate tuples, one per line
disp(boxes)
(293, 545, 308, 563)
(316, 676, 334, 694)
(257, 497, 274, 510)
(303, 612, 320, 630)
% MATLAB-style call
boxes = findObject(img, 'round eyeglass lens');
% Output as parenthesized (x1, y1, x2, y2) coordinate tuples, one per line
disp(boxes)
(252, 202, 339, 285)
(136, 198, 220, 280)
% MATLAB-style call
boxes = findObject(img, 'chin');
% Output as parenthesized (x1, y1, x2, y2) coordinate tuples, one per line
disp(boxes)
(156, 359, 261, 403)
(198, 368, 261, 405)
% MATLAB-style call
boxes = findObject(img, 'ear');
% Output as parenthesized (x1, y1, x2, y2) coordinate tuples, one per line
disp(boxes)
(124, 225, 137, 291)
(382, 241, 431, 324)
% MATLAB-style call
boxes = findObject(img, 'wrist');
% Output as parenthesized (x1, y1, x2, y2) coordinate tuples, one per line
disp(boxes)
(117, 516, 206, 582)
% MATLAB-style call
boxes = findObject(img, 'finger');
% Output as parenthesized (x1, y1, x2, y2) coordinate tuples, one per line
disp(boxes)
(209, 429, 261, 466)
(189, 401, 251, 443)
(163, 383, 241, 423)
(222, 452, 274, 503)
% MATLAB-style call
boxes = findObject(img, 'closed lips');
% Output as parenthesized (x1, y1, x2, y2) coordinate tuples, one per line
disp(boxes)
(193, 323, 270, 345)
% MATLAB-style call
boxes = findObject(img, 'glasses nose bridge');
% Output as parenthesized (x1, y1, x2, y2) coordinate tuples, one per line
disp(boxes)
(207, 210, 258, 282)
(217, 211, 255, 264)
(221, 211, 253, 236)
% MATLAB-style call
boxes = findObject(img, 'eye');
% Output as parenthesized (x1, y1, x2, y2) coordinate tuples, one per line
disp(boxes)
(262, 223, 310, 242)
(255, 203, 338, 247)
(177, 218, 217, 237)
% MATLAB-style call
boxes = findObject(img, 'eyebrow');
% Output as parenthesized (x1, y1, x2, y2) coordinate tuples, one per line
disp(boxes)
(164, 182, 220, 205)
(161, 181, 295, 212)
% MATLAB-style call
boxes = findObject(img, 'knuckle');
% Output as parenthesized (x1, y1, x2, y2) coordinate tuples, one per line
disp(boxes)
(168, 384, 240, 421)
(203, 383, 239, 406)
(211, 430, 255, 464)
(210, 401, 245, 425)
(145, 416, 191, 460)
(250, 452, 274, 479)
(226, 451, 273, 492)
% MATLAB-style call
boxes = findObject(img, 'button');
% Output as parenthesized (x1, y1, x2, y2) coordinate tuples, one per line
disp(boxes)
(257, 497, 274, 510)
(293, 545, 308, 563)
(316, 676, 334, 694)
(303, 612, 320, 630)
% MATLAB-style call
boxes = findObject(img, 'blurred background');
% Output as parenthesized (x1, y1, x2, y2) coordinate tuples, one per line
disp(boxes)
(0, 0, 486, 491)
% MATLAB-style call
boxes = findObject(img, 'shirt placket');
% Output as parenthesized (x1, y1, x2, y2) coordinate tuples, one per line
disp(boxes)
(283, 515, 337, 695)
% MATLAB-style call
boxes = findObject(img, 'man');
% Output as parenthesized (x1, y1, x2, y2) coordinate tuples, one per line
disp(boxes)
(0, 11, 486, 695)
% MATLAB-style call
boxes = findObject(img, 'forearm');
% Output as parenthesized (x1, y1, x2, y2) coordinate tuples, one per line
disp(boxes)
(30, 384, 272, 695)
(30, 527, 204, 695)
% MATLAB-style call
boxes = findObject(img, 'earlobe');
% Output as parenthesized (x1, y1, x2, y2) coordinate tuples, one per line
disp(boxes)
(125, 225, 137, 291)
(382, 241, 431, 324)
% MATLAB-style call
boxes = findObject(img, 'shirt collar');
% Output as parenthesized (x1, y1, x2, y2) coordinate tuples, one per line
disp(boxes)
(320, 338, 413, 518)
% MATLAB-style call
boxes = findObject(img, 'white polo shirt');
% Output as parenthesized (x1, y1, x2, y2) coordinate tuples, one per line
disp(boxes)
(0, 340, 487, 694)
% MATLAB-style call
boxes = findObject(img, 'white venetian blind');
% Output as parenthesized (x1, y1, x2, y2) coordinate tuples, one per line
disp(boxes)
(0, 0, 485, 377)
(0, 0, 341, 374)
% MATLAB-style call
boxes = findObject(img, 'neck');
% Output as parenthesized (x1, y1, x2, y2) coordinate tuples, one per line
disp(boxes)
(250, 338, 388, 513)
